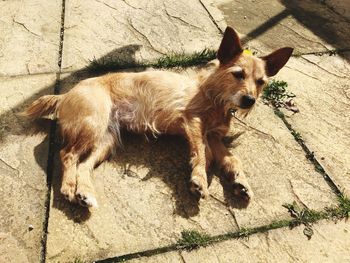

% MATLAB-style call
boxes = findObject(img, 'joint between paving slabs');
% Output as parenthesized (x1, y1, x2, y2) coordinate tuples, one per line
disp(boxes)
(198, 0, 224, 34)
(40, 1, 66, 263)
(273, 107, 342, 197)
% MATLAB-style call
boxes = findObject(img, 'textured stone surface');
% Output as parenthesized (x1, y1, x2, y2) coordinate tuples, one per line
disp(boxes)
(46, 134, 239, 262)
(212, 99, 336, 228)
(61, 0, 222, 72)
(277, 54, 350, 195)
(180, 220, 350, 262)
(0, 75, 55, 262)
(205, 0, 350, 55)
(326, 0, 350, 20)
(0, 1, 61, 76)
(46, 67, 336, 262)
(128, 251, 183, 263)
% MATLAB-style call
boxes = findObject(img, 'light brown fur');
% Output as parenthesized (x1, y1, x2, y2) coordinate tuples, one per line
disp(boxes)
(23, 27, 293, 208)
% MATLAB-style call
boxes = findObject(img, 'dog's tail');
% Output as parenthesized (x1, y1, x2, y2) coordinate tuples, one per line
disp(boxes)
(20, 95, 62, 120)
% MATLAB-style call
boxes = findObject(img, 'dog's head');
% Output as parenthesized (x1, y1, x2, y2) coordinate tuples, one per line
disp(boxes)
(209, 26, 293, 115)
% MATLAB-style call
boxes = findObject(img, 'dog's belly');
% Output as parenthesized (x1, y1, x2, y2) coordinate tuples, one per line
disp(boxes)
(112, 98, 185, 135)
(108, 70, 198, 135)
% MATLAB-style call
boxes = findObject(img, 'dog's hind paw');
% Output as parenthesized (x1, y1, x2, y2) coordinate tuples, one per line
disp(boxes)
(190, 175, 209, 199)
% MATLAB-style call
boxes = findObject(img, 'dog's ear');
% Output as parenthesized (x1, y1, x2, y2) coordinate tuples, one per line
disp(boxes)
(262, 47, 293, 76)
(217, 27, 243, 64)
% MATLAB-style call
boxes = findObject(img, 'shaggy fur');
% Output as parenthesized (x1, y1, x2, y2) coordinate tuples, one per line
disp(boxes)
(24, 27, 293, 208)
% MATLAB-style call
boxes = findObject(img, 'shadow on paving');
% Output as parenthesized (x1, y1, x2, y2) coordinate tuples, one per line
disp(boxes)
(236, 0, 350, 61)
(51, 131, 248, 223)
(280, 0, 350, 56)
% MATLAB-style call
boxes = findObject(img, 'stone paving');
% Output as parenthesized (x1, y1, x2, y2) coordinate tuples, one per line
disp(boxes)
(0, 0, 349, 262)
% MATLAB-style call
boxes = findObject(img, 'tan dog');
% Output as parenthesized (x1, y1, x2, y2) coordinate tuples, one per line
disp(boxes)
(23, 27, 292, 208)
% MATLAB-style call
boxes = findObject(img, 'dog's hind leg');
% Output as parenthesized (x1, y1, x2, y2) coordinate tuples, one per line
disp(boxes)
(60, 146, 79, 202)
(75, 132, 115, 208)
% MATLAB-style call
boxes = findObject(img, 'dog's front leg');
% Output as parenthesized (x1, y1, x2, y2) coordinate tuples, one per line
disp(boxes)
(208, 135, 253, 202)
(184, 117, 210, 199)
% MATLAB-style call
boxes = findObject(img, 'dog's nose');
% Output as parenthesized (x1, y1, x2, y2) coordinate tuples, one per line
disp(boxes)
(240, 95, 256, 109)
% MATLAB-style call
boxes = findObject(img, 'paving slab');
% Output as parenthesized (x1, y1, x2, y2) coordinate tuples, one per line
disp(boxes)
(202, 0, 350, 55)
(61, 0, 222, 72)
(276, 53, 350, 195)
(0, 0, 62, 76)
(179, 220, 350, 263)
(212, 98, 336, 228)
(325, 0, 350, 20)
(0, 75, 55, 262)
(46, 67, 336, 262)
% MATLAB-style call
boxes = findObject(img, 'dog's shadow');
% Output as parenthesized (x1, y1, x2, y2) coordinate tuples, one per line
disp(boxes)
(48, 128, 249, 223)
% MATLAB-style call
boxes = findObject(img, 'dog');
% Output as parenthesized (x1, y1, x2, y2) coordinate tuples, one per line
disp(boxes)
(23, 27, 293, 208)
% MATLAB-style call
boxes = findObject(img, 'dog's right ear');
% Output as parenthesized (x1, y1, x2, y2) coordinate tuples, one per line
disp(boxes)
(217, 27, 243, 64)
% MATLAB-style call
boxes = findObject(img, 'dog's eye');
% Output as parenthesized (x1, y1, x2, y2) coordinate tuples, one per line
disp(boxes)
(232, 71, 245, 80)
(256, 78, 265, 86)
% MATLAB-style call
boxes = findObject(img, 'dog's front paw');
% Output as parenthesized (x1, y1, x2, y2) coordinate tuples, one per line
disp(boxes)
(227, 169, 254, 204)
(190, 174, 209, 199)
(76, 183, 98, 208)
(61, 180, 77, 203)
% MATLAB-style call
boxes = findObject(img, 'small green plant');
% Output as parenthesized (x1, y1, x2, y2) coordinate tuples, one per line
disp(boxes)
(87, 49, 216, 73)
(291, 130, 303, 141)
(177, 230, 212, 250)
(236, 227, 252, 239)
(326, 194, 350, 219)
(155, 49, 216, 68)
(283, 202, 325, 239)
(262, 80, 295, 108)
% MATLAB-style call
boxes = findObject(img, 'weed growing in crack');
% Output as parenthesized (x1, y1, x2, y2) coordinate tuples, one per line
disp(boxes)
(87, 49, 216, 74)
(236, 227, 252, 239)
(177, 230, 212, 250)
(291, 130, 303, 142)
(262, 80, 296, 108)
(283, 201, 325, 239)
(326, 194, 350, 219)
(155, 49, 216, 68)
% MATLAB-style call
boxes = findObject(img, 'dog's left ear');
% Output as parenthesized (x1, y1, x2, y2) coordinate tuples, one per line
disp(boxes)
(217, 27, 243, 64)
(262, 47, 293, 76)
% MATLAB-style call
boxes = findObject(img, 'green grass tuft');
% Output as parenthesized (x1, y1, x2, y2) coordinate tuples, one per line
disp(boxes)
(177, 230, 212, 250)
(86, 48, 216, 74)
(291, 130, 303, 142)
(283, 201, 326, 239)
(326, 194, 350, 219)
(154, 49, 216, 69)
(283, 202, 325, 225)
(262, 80, 295, 107)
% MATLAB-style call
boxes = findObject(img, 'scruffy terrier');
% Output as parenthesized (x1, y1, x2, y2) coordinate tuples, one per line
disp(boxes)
(23, 27, 293, 208)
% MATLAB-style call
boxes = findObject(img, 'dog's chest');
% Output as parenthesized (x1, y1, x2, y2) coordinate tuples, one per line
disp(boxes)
(204, 109, 231, 137)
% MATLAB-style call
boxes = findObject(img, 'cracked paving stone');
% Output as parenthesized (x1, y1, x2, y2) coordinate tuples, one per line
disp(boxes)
(210, 99, 337, 228)
(0, 1, 61, 76)
(0, 75, 55, 262)
(277, 53, 350, 195)
(179, 220, 350, 262)
(61, 0, 222, 72)
(45, 70, 239, 263)
(46, 65, 336, 262)
(202, 0, 350, 55)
